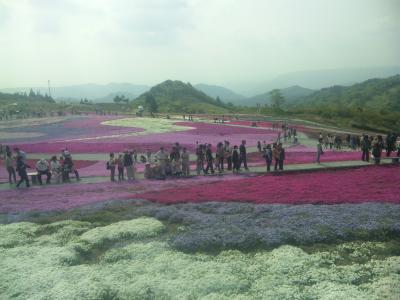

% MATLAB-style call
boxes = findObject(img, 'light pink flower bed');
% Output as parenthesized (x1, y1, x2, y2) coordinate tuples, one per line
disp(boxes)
(11, 121, 278, 153)
(0, 175, 242, 213)
(136, 165, 400, 205)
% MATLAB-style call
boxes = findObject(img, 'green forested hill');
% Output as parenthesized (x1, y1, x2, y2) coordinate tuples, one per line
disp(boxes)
(132, 80, 232, 114)
(294, 75, 400, 110)
(245, 85, 315, 107)
(290, 75, 400, 131)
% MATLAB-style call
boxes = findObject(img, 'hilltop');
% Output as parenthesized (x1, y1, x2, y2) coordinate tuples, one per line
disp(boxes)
(132, 80, 232, 114)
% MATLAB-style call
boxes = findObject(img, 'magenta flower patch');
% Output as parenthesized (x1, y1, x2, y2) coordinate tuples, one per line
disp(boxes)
(135, 166, 400, 205)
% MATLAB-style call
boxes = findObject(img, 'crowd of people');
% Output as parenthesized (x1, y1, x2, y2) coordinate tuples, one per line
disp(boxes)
(1, 125, 399, 187)
(0, 145, 80, 187)
(315, 132, 400, 164)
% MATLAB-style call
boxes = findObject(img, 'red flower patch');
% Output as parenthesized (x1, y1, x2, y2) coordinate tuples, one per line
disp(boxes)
(135, 165, 400, 205)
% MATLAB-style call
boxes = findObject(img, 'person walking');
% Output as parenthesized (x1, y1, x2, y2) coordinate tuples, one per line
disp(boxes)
(316, 139, 324, 164)
(16, 155, 30, 188)
(361, 134, 371, 162)
(5, 152, 16, 184)
(232, 145, 240, 173)
(36, 158, 51, 185)
(239, 140, 248, 171)
(181, 147, 190, 176)
(14, 147, 27, 163)
(204, 144, 215, 174)
(108, 153, 116, 182)
(264, 144, 272, 172)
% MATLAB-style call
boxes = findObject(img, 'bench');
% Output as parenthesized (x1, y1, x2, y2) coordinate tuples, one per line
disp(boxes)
(27, 171, 38, 185)
(387, 157, 399, 163)
(379, 157, 399, 164)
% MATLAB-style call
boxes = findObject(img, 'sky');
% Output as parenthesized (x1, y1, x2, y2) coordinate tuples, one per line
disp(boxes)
(0, 0, 399, 89)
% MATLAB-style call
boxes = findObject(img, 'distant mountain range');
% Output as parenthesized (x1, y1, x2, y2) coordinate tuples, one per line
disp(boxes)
(194, 84, 245, 103)
(0, 83, 150, 102)
(228, 66, 400, 96)
(2, 65, 399, 107)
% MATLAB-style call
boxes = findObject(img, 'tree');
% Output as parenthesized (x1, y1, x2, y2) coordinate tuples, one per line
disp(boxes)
(113, 95, 121, 103)
(145, 94, 158, 113)
(269, 89, 285, 111)
(28, 89, 36, 98)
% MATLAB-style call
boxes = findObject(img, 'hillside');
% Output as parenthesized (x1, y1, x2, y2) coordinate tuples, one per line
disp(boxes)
(194, 84, 245, 104)
(0, 91, 59, 117)
(132, 80, 232, 114)
(290, 75, 400, 131)
(243, 86, 314, 107)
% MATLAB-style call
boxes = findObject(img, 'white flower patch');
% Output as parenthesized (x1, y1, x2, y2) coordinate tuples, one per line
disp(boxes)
(0, 219, 399, 299)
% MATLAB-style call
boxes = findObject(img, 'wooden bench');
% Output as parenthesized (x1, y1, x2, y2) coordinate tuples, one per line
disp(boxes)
(27, 171, 38, 185)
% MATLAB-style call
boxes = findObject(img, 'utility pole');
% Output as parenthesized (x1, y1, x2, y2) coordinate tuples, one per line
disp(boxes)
(48, 80, 52, 98)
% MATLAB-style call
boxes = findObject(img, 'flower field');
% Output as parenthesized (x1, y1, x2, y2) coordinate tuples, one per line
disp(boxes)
(0, 115, 399, 299)
(0, 208, 399, 299)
